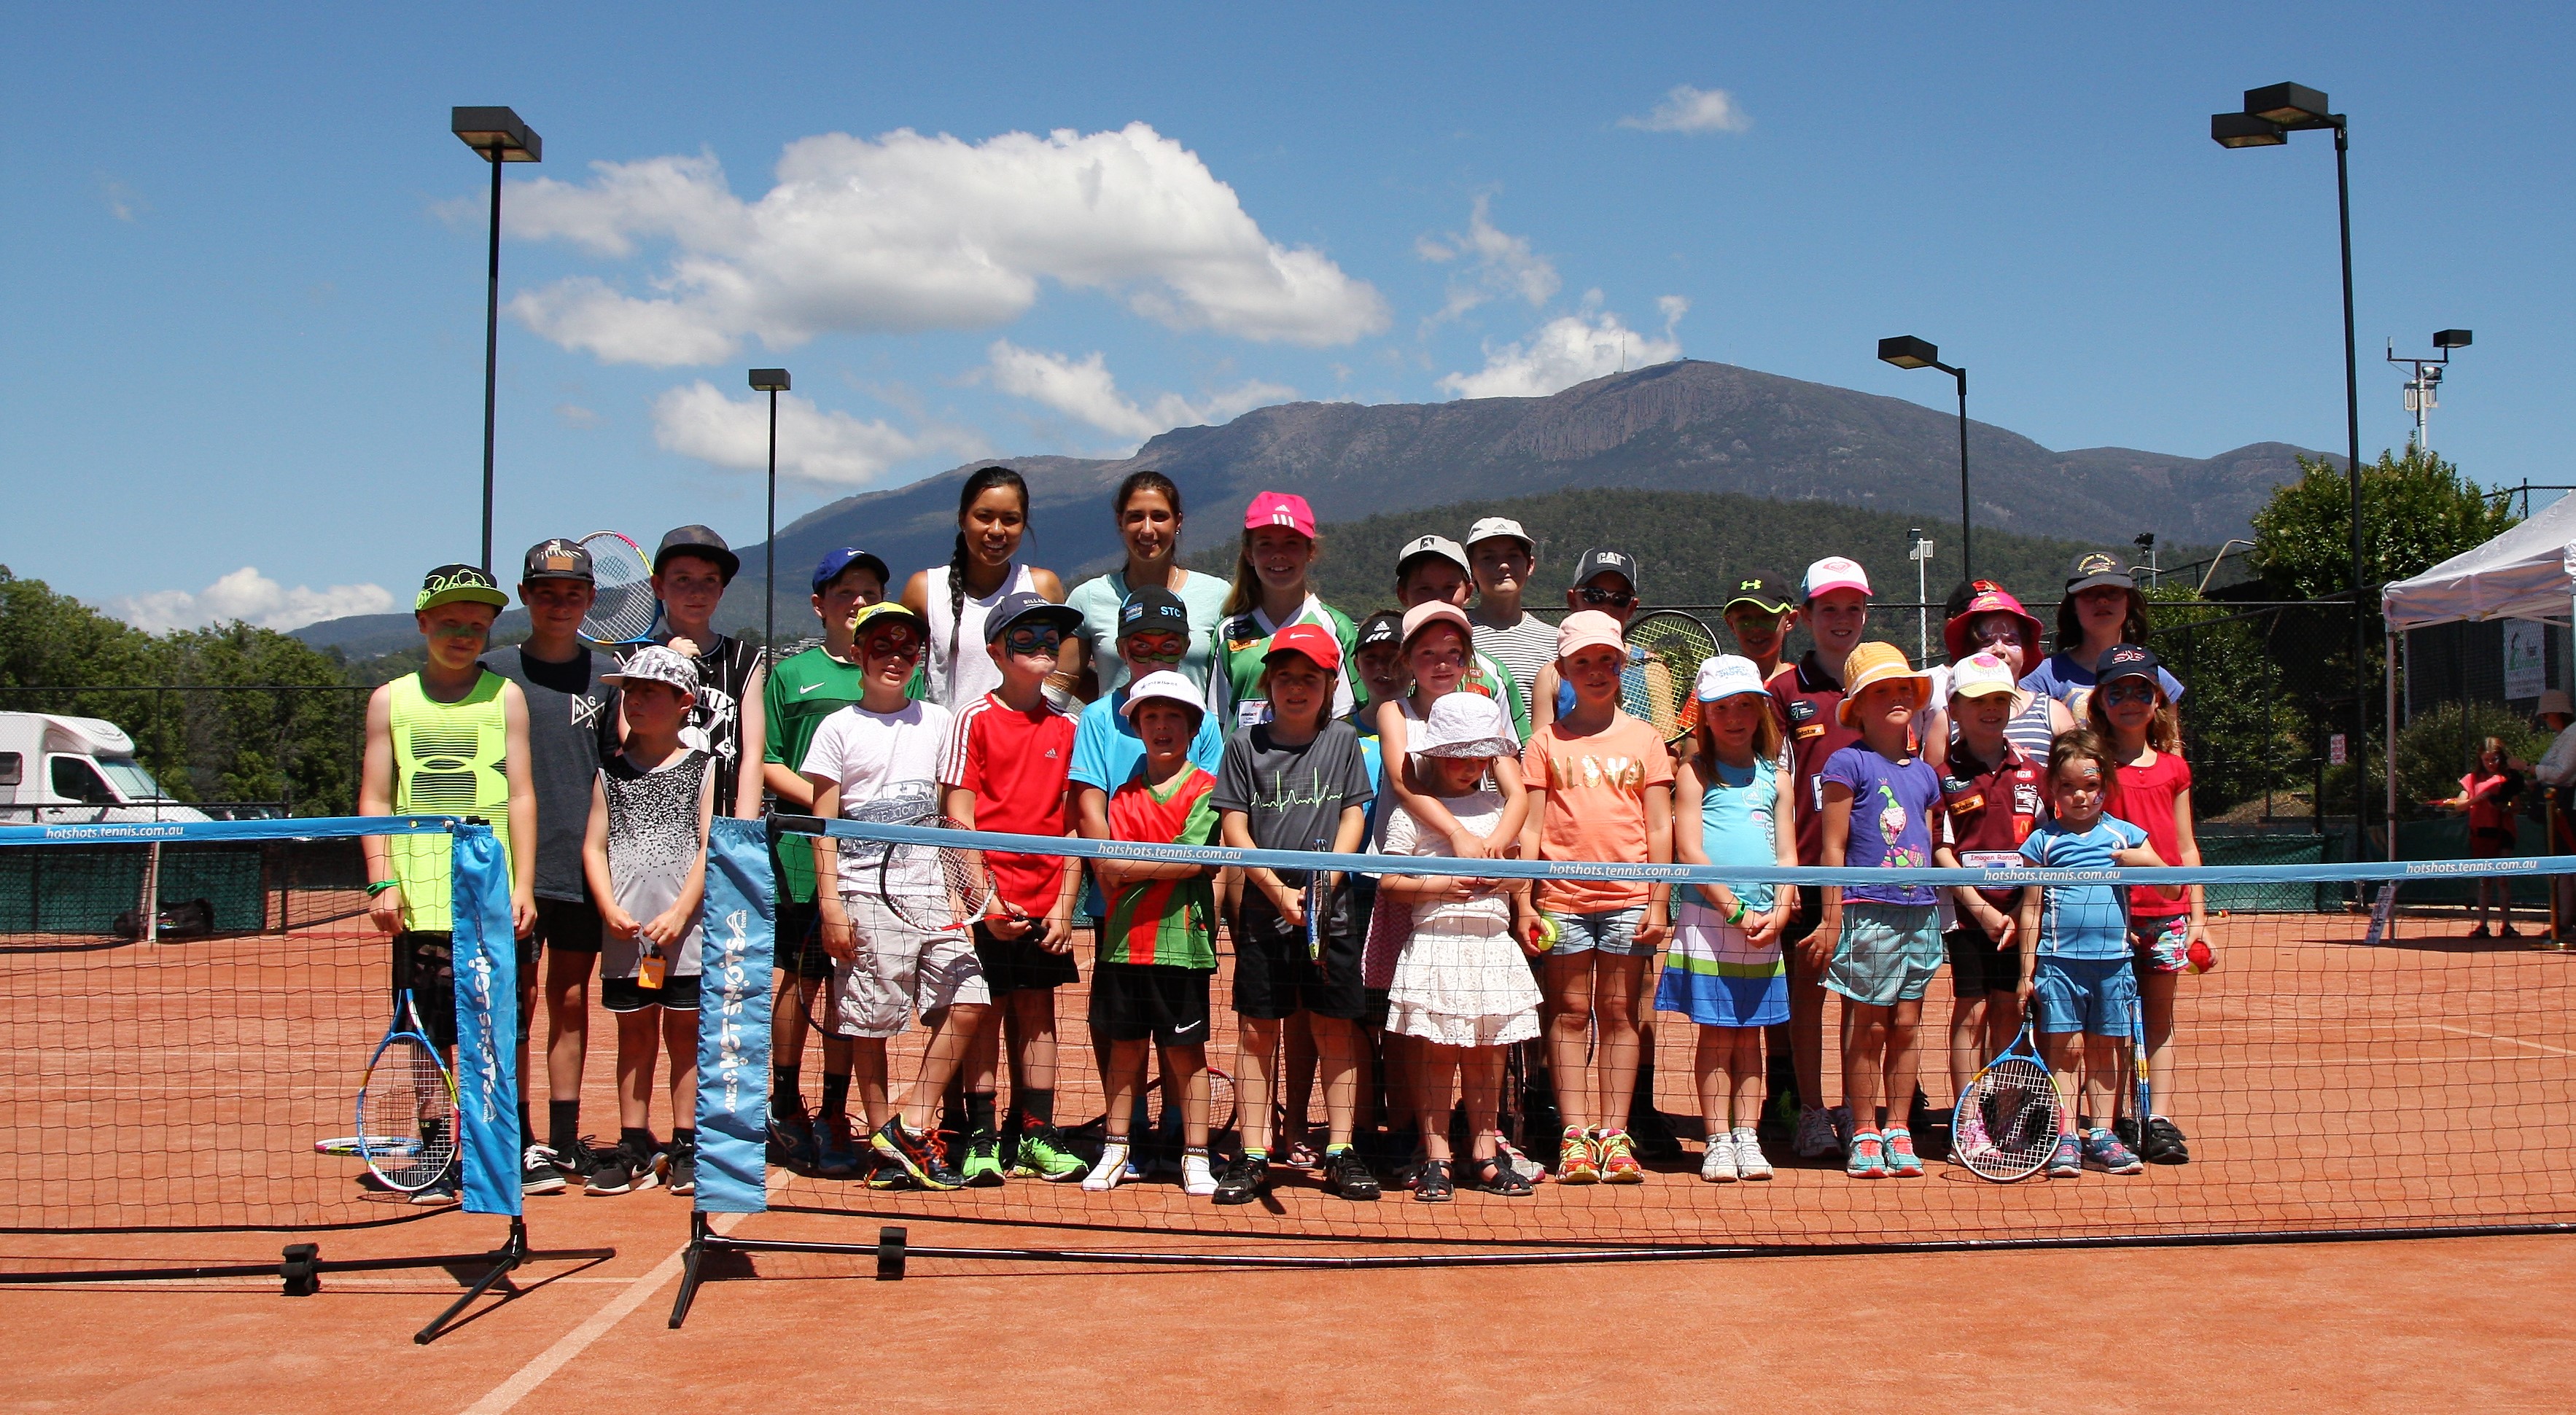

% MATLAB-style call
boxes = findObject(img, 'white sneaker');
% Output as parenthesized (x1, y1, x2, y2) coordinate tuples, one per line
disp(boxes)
(1731, 1127, 1773, 1180)
(1700, 1133, 1738, 1183)
(1081, 1142, 1131, 1192)
(1180, 1150, 1218, 1197)
(1793, 1106, 1838, 1158)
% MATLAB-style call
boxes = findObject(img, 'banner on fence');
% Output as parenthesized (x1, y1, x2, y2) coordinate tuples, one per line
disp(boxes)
(450, 823, 520, 1217)
(695, 818, 776, 1215)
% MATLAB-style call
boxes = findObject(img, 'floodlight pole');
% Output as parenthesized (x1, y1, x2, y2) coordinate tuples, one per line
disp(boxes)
(480, 149, 502, 573)
(2333, 121, 2369, 852)
(750, 370, 792, 652)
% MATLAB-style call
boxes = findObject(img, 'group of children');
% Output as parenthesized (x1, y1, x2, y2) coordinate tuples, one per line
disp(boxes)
(361, 467, 2211, 1206)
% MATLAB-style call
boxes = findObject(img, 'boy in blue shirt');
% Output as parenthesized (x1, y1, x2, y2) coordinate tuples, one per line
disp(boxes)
(2015, 731, 2178, 1177)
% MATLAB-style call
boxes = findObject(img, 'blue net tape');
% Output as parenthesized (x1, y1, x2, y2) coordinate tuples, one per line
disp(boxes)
(0, 815, 461, 846)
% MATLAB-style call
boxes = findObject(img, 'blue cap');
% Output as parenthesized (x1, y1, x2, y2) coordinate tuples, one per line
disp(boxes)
(812, 547, 890, 594)
(984, 590, 1083, 644)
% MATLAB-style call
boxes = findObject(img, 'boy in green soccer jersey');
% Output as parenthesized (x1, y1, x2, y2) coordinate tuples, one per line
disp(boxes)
(760, 547, 889, 1175)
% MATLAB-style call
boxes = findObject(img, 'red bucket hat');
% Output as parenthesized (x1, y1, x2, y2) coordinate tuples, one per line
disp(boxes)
(1942, 582, 2046, 662)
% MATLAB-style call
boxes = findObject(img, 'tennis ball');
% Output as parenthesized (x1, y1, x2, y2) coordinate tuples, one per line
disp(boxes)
(1530, 915, 1560, 952)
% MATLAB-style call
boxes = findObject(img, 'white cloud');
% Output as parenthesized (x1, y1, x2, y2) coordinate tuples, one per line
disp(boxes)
(1436, 301, 1685, 400)
(108, 569, 393, 634)
(984, 341, 1293, 443)
(98, 173, 145, 222)
(554, 402, 599, 427)
(1619, 85, 1753, 135)
(491, 124, 1388, 366)
(649, 381, 987, 488)
(1415, 196, 1560, 331)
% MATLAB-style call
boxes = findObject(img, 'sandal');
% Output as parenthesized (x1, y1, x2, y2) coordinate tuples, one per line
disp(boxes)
(1414, 1158, 1454, 1202)
(1282, 1134, 1323, 1169)
(1461, 1153, 1535, 1197)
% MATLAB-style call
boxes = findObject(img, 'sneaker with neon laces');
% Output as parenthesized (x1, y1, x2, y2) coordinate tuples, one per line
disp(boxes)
(1731, 1127, 1773, 1180)
(1081, 1142, 1132, 1192)
(813, 1112, 864, 1178)
(1556, 1128, 1600, 1184)
(2082, 1128, 2144, 1174)
(1884, 1127, 1925, 1177)
(2045, 1133, 2083, 1178)
(870, 1118, 965, 1190)
(523, 1143, 568, 1196)
(1210, 1152, 1269, 1204)
(1793, 1106, 1839, 1159)
(1598, 1128, 1646, 1183)
(1181, 1147, 1219, 1197)
(1845, 1131, 1888, 1178)
(960, 1130, 1006, 1187)
(1007, 1122, 1086, 1182)
(1700, 1133, 1738, 1183)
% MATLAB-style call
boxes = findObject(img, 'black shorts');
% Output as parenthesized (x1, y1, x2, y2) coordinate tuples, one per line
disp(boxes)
(1092, 962, 1213, 1046)
(394, 930, 459, 1051)
(1945, 925, 2019, 997)
(775, 900, 833, 982)
(1229, 904, 1366, 1022)
(531, 894, 602, 954)
(973, 921, 1081, 993)
(1785, 886, 1827, 975)
(602, 973, 703, 1013)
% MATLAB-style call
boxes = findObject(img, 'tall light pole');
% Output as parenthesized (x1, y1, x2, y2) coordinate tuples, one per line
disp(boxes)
(2386, 329, 2471, 452)
(1878, 336, 1972, 582)
(2212, 81, 2369, 841)
(452, 107, 541, 573)
(749, 369, 791, 651)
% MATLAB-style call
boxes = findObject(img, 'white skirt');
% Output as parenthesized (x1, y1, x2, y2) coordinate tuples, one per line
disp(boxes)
(1385, 911, 1542, 1048)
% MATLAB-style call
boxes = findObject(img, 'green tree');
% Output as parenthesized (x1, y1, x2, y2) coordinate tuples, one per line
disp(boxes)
(2249, 445, 2515, 599)
(2143, 582, 2306, 816)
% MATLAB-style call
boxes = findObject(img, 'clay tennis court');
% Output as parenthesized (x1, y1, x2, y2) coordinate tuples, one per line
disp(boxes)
(4, 900, 2572, 1411)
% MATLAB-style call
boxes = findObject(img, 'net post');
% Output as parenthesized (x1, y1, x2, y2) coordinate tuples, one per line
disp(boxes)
(140, 842, 160, 946)
(669, 1210, 715, 1328)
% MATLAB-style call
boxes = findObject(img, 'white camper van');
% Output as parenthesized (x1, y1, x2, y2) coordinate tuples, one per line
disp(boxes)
(0, 712, 211, 825)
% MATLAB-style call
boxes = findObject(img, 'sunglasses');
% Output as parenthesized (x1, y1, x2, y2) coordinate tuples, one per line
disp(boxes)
(1003, 626, 1066, 655)
(1576, 587, 1637, 609)
(2101, 679, 2158, 705)
(1969, 622, 2023, 646)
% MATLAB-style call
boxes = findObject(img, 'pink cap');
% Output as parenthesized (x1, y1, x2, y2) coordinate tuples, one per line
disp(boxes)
(1400, 600, 1472, 647)
(1244, 491, 1316, 539)
(1556, 609, 1627, 660)
(1802, 556, 1872, 601)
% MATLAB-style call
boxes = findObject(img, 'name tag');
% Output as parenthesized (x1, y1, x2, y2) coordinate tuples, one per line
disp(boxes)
(1237, 700, 1269, 733)
(1792, 721, 1824, 741)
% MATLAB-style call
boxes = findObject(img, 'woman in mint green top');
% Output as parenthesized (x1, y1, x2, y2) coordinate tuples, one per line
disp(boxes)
(1067, 472, 1233, 699)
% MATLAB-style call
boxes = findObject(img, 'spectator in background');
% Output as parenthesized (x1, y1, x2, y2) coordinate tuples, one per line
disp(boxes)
(2530, 690, 2576, 937)
(2435, 736, 2529, 938)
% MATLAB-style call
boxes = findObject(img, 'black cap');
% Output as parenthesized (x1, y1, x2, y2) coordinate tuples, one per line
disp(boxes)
(2064, 551, 2135, 596)
(1571, 547, 1640, 595)
(1355, 609, 1404, 649)
(1721, 572, 1793, 614)
(2096, 643, 2163, 685)
(521, 538, 594, 584)
(984, 590, 1082, 644)
(1116, 585, 1192, 642)
(655, 525, 740, 582)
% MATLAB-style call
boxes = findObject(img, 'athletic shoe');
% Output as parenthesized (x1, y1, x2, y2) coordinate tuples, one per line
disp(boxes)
(1324, 1149, 1382, 1201)
(768, 1107, 820, 1171)
(408, 1172, 462, 1206)
(1884, 1128, 1925, 1177)
(1953, 1104, 1996, 1162)
(1731, 1128, 1773, 1181)
(960, 1131, 1006, 1188)
(1181, 1149, 1219, 1198)
(870, 1118, 965, 1191)
(1007, 1122, 1087, 1182)
(864, 1155, 914, 1191)
(1700, 1133, 1738, 1183)
(1081, 1142, 1131, 1192)
(1628, 1107, 1686, 1163)
(1211, 1153, 1269, 1205)
(1829, 1104, 1854, 1150)
(2142, 1116, 2191, 1165)
(585, 1141, 655, 1196)
(1793, 1106, 1840, 1159)
(666, 1142, 696, 1196)
(1498, 1136, 1548, 1187)
(813, 1112, 865, 1179)
(2083, 1129, 2144, 1175)
(1845, 1131, 1888, 1179)
(2045, 1134, 2083, 1179)
(522, 1143, 568, 1196)
(1598, 1129, 1646, 1184)
(2113, 1115, 2141, 1152)
(1556, 1129, 1600, 1184)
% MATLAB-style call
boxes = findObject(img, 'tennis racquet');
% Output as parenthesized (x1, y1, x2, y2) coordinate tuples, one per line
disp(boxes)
(875, 811, 1035, 937)
(2128, 992, 2152, 1147)
(353, 981, 458, 1193)
(1951, 1019, 2065, 1182)
(578, 531, 662, 647)
(1303, 836, 1328, 964)
(1145, 1064, 1240, 1137)
(1622, 610, 1719, 744)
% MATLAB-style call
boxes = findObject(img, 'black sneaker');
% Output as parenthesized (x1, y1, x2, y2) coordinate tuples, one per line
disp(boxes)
(585, 1141, 659, 1196)
(1211, 1153, 1269, 1205)
(2113, 1116, 2142, 1152)
(2142, 1117, 2191, 1165)
(1324, 1149, 1382, 1201)
(666, 1142, 697, 1196)
(869, 1118, 965, 1190)
(522, 1143, 569, 1196)
(1627, 1107, 1686, 1163)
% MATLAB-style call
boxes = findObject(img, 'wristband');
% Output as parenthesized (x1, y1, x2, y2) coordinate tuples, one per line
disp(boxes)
(365, 879, 400, 897)
(1726, 898, 1748, 927)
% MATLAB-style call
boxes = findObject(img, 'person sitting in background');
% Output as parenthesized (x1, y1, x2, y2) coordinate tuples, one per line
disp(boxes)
(2528, 690, 2576, 936)
(2433, 736, 2528, 939)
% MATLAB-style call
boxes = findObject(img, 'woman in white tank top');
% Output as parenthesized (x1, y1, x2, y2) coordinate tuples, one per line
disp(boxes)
(899, 466, 1075, 709)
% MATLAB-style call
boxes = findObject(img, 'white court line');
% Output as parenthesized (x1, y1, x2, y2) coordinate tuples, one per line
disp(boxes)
(2438, 1024, 2576, 1058)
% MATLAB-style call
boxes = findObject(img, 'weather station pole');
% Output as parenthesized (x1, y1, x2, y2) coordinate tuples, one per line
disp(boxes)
(2387, 330, 2471, 452)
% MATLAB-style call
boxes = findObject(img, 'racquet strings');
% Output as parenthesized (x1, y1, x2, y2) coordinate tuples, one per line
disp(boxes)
(578, 531, 659, 644)
(1624, 611, 1719, 741)
(357, 1034, 457, 1190)
(881, 814, 993, 934)
(1956, 1053, 2063, 1181)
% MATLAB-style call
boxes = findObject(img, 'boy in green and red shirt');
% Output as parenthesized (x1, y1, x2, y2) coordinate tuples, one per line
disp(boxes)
(1078, 670, 1225, 1196)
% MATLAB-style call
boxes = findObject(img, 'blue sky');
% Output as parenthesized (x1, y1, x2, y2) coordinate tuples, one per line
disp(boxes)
(7, 2, 2569, 628)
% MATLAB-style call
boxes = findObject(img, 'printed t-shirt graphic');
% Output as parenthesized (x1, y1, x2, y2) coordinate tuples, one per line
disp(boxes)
(1520, 712, 1674, 916)
(1820, 744, 1942, 907)
(798, 699, 952, 897)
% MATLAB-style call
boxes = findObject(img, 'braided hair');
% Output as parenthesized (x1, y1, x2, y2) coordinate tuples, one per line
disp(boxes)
(948, 465, 1031, 633)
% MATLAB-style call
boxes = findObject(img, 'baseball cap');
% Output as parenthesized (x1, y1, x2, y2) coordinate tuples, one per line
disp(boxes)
(984, 590, 1083, 645)
(1721, 574, 1794, 615)
(1354, 610, 1404, 651)
(1802, 556, 1871, 602)
(1117, 585, 1194, 642)
(812, 547, 890, 594)
(521, 538, 594, 584)
(1396, 534, 1471, 581)
(1943, 585, 2045, 661)
(416, 564, 508, 612)
(847, 601, 927, 642)
(1262, 621, 1343, 674)
(1556, 609, 1627, 660)
(1948, 651, 2019, 700)
(1835, 642, 1932, 725)
(1571, 547, 1640, 595)
(1465, 516, 1534, 553)
(1243, 490, 1317, 539)
(655, 525, 741, 582)
(602, 644, 700, 693)
(1692, 654, 1769, 703)
(2064, 551, 2136, 596)
(1411, 693, 1517, 760)
(1399, 600, 1472, 647)
(1118, 669, 1205, 722)
(2095, 643, 2163, 687)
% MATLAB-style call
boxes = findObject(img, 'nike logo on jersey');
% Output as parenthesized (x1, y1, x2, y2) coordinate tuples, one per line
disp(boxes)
(798, 682, 825, 694)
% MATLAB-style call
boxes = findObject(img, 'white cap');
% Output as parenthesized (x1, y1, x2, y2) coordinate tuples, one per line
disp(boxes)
(1802, 556, 1872, 601)
(1397, 534, 1471, 578)
(1466, 517, 1533, 552)
(1692, 654, 1769, 703)
(1118, 669, 1205, 722)
(603, 644, 699, 693)
(1949, 651, 2018, 700)
(1411, 693, 1518, 760)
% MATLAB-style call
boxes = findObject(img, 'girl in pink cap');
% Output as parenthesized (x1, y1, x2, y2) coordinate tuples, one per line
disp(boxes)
(1206, 491, 1359, 736)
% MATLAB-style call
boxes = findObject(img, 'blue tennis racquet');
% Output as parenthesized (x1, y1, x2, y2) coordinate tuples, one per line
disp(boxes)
(1303, 837, 1327, 964)
(353, 979, 457, 1193)
(2129, 993, 2152, 1151)
(1952, 1019, 2063, 1182)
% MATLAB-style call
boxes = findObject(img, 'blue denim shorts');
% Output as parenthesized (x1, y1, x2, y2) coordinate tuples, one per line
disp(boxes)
(1544, 907, 1651, 958)
(2034, 954, 2138, 1037)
